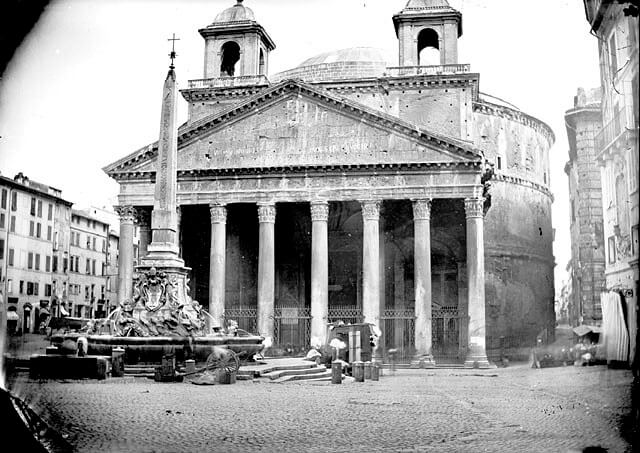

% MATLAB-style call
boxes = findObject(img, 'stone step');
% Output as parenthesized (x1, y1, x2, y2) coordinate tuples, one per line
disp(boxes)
(263, 365, 326, 380)
(270, 370, 333, 383)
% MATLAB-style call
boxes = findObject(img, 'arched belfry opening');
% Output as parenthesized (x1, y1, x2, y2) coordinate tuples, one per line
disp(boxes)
(259, 49, 265, 75)
(220, 41, 241, 76)
(199, 1, 276, 79)
(417, 28, 440, 66)
(393, 0, 462, 67)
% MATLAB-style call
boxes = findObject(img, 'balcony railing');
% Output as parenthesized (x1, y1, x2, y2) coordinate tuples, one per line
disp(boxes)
(384, 64, 470, 77)
(187, 74, 270, 89)
(595, 106, 639, 153)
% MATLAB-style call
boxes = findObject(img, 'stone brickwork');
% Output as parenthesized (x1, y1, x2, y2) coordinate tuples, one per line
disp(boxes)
(484, 181, 555, 342)
(564, 89, 605, 326)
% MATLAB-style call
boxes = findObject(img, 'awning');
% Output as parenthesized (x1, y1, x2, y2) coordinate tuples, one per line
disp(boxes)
(573, 325, 602, 337)
(601, 291, 629, 362)
(6, 311, 19, 321)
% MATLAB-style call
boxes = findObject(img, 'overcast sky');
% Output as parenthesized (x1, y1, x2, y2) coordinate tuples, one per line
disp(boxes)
(0, 0, 600, 295)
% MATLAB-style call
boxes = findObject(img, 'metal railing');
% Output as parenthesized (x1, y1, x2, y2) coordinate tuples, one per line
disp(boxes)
(187, 74, 270, 89)
(595, 106, 638, 152)
(384, 64, 470, 77)
(273, 306, 311, 353)
(380, 308, 416, 362)
(223, 306, 257, 334)
(328, 306, 364, 325)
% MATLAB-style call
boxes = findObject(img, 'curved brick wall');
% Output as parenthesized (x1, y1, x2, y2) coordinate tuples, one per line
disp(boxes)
(473, 103, 556, 348)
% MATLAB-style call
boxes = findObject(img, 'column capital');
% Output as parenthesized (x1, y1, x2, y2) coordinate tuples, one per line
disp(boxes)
(412, 199, 432, 221)
(360, 200, 381, 221)
(464, 197, 485, 219)
(310, 201, 329, 222)
(209, 204, 227, 224)
(257, 203, 276, 223)
(114, 205, 137, 223)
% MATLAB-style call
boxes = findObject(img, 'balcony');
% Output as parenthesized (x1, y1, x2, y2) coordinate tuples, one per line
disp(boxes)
(383, 64, 471, 78)
(596, 106, 639, 155)
(187, 75, 270, 89)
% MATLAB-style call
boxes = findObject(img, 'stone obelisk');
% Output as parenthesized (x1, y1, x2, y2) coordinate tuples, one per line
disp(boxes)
(133, 47, 194, 327)
(142, 64, 183, 267)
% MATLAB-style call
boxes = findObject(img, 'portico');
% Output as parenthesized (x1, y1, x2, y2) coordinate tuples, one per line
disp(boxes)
(113, 161, 490, 367)
(107, 78, 493, 367)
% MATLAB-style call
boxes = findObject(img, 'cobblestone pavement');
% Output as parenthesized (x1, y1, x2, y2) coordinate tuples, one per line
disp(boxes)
(7, 364, 634, 453)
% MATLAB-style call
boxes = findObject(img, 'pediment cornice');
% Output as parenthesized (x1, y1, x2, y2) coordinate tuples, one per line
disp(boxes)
(104, 79, 482, 176)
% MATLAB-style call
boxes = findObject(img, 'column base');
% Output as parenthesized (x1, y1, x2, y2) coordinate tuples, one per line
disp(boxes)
(410, 355, 436, 369)
(463, 355, 496, 369)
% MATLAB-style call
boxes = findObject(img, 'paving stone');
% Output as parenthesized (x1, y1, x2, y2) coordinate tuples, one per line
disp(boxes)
(6, 363, 634, 452)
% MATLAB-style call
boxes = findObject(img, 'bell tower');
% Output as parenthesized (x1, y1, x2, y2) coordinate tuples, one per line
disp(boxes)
(392, 0, 462, 67)
(198, 0, 276, 79)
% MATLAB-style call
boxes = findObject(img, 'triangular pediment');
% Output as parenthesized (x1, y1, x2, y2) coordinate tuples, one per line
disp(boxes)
(104, 80, 481, 176)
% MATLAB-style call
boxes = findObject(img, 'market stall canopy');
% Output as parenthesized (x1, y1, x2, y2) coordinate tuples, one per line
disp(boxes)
(573, 325, 602, 337)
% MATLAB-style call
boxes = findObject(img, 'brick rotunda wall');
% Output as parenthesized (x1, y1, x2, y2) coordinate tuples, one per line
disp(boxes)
(473, 101, 556, 357)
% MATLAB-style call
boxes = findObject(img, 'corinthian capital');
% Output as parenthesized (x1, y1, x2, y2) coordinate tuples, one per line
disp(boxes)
(412, 199, 432, 221)
(114, 205, 137, 223)
(464, 197, 485, 219)
(209, 204, 227, 224)
(360, 200, 381, 221)
(310, 201, 329, 222)
(257, 203, 276, 223)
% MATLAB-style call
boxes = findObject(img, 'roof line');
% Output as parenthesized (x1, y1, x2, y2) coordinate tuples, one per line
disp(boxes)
(105, 79, 481, 174)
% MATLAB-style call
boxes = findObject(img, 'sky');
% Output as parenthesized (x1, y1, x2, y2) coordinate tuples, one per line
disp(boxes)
(0, 0, 601, 296)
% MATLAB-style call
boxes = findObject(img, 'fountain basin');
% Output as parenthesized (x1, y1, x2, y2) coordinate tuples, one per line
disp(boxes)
(50, 333, 265, 364)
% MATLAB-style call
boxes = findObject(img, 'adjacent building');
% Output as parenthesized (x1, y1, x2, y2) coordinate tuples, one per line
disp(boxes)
(105, 0, 556, 365)
(0, 172, 73, 333)
(0, 173, 139, 331)
(583, 0, 639, 363)
(564, 87, 606, 326)
(68, 209, 110, 318)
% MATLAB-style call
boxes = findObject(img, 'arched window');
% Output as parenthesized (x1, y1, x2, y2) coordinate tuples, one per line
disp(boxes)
(220, 41, 241, 77)
(259, 49, 265, 75)
(417, 28, 440, 66)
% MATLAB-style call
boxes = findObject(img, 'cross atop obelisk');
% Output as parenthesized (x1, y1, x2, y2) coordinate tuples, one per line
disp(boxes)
(168, 33, 180, 69)
(141, 37, 184, 266)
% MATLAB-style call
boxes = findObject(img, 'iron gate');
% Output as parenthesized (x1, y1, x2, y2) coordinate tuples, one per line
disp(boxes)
(432, 308, 463, 363)
(273, 306, 311, 354)
(327, 306, 364, 325)
(223, 306, 257, 334)
(380, 308, 416, 362)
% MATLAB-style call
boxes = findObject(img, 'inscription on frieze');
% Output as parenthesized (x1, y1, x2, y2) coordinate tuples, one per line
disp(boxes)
(133, 96, 472, 174)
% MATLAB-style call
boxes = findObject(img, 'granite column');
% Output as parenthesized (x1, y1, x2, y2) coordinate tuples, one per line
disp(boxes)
(412, 199, 435, 367)
(463, 197, 492, 368)
(115, 205, 136, 303)
(361, 201, 381, 328)
(257, 203, 276, 343)
(310, 201, 329, 346)
(209, 204, 227, 328)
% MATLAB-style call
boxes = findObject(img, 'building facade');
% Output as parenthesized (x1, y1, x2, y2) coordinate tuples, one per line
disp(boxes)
(583, 0, 639, 363)
(564, 87, 606, 326)
(106, 0, 555, 364)
(0, 172, 73, 333)
(68, 209, 111, 318)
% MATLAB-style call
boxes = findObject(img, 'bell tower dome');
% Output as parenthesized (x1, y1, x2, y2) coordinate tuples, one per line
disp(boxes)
(198, 0, 276, 79)
(392, 0, 462, 67)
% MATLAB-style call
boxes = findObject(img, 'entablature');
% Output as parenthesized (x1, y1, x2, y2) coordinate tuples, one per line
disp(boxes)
(114, 162, 484, 206)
